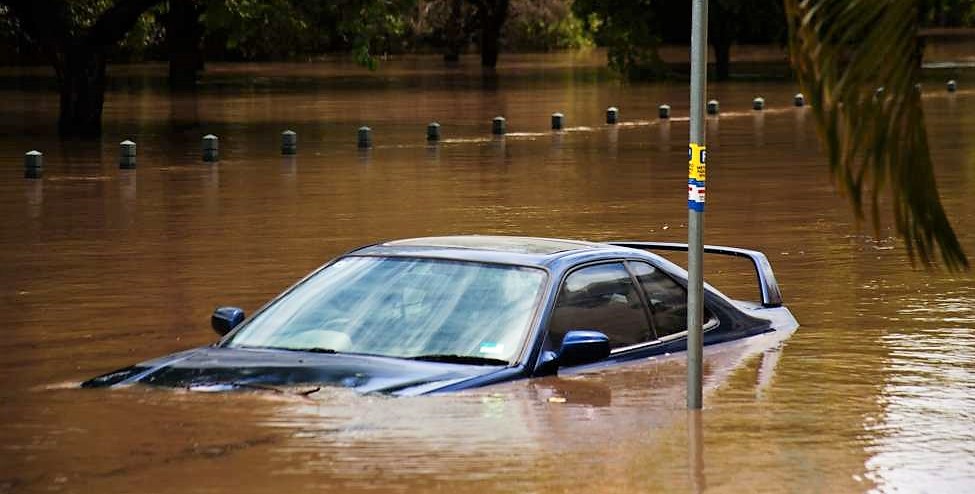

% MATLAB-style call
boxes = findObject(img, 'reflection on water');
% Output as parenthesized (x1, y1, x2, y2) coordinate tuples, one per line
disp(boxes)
(0, 53, 973, 492)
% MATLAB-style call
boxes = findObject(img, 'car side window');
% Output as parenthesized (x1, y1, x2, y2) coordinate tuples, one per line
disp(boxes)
(628, 261, 711, 337)
(548, 262, 653, 350)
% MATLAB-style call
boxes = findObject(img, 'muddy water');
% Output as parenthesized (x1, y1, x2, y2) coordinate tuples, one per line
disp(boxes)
(0, 53, 973, 493)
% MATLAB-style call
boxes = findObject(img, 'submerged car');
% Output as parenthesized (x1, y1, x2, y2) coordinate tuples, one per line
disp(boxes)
(83, 236, 798, 395)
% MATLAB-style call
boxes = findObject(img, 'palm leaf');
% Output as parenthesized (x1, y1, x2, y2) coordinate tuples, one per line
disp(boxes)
(784, 0, 968, 270)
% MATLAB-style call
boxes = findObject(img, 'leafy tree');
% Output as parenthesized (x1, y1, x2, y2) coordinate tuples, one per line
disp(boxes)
(1, 0, 167, 137)
(574, 0, 784, 80)
(786, 0, 967, 269)
(417, 0, 588, 63)
(573, 0, 667, 79)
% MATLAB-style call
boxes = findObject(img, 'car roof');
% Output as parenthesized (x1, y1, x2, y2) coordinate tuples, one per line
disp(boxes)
(348, 235, 637, 267)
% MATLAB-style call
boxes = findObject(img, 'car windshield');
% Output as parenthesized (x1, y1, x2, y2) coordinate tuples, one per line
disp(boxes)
(224, 256, 547, 364)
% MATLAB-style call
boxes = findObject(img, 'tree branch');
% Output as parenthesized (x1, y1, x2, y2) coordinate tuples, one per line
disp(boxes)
(87, 0, 167, 47)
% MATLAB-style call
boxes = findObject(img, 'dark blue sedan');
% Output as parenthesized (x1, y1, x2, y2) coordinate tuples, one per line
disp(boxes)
(83, 236, 798, 395)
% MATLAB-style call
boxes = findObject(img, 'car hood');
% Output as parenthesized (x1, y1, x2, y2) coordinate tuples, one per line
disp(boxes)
(82, 346, 503, 395)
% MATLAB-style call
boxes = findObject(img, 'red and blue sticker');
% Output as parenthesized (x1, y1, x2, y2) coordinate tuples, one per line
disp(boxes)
(688, 143, 706, 212)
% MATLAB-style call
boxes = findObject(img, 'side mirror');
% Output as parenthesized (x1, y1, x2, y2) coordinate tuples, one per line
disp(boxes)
(211, 307, 245, 336)
(558, 330, 610, 367)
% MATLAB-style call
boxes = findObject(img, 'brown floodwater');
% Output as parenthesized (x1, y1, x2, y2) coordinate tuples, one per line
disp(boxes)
(0, 52, 973, 493)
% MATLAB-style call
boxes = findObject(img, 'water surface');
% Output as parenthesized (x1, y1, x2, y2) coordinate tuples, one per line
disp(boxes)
(0, 52, 973, 493)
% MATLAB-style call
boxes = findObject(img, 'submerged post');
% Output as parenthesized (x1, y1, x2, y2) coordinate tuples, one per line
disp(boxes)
(24, 150, 43, 179)
(202, 134, 219, 162)
(357, 126, 372, 148)
(492, 116, 506, 135)
(119, 140, 136, 169)
(281, 130, 297, 155)
(687, 0, 708, 410)
(707, 100, 719, 115)
(427, 122, 441, 142)
(551, 112, 564, 130)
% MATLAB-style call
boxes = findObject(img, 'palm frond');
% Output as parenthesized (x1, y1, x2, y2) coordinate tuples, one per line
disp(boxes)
(784, 0, 968, 270)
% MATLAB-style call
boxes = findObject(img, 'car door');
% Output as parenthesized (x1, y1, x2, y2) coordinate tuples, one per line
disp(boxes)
(546, 262, 656, 358)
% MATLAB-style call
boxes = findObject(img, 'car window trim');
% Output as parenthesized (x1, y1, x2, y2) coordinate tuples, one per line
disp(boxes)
(609, 315, 720, 354)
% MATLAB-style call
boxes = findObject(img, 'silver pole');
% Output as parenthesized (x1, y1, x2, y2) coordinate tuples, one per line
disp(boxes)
(687, 0, 708, 410)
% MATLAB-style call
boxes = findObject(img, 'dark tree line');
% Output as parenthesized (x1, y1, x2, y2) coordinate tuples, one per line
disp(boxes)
(2, 0, 974, 138)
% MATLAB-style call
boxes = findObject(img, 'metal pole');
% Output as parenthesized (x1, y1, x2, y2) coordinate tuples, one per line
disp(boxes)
(687, 0, 708, 410)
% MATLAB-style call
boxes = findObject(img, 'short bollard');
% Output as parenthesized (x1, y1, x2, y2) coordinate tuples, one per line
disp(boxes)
(24, 150, 42, 179)
(427, 122, 441, 142)
(357, 126, 372, 148)
(492, 116, 506, 135)
(281, 130, 297, 155)
(202, 134, 219, 162)
(793, 93, 805, 107)
(606, 107, 619, 124)
(875, 87, 886, 100)
(658, 104, 671, 119)
(706, 100, 719, 115)
(551, 112, 564, 130)
(947, 80, 957, 92)
(752, 97, 765, 111)
(119, 140, 136, 169)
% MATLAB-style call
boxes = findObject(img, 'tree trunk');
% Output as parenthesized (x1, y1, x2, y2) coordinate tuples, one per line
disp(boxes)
(443, 0, 463, 63)
(56, 45, 107, 138)
(167, 0, 205, 89)
(713, 40, 731, 81)
(478, 0, 508, 68)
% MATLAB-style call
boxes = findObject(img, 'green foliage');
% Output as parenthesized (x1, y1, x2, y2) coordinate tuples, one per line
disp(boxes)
(504, 0, 593, 51)
(922, 0, 975, 26)
(204, 0, 308, 59)
(573, 0, 667, 79)
(200, 0, 414, 65)
(786, 0, 968, 270)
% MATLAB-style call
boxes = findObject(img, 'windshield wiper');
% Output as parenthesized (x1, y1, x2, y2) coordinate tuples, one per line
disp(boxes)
(408, 354, 508, 366)
(269, 347, 338, 354)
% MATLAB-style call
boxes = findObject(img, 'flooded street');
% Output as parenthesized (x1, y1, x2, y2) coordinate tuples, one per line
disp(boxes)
(0, 53, 973, 492)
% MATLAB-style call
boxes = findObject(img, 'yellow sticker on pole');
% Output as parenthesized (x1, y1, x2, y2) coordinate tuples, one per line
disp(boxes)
(688, 143, 706, 211)
(688, 143, 706, 181)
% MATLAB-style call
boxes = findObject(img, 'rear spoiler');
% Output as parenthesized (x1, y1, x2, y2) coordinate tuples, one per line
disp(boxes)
(608, 242, 783, 308)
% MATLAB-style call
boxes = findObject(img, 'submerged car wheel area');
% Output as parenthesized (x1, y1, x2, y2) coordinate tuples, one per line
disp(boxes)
(83, 236, 799, 395)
